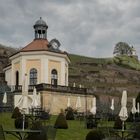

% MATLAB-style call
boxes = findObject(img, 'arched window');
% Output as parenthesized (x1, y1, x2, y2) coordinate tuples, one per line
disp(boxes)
(30, 68, 37, 85)
(51, 69, 58, 86)
(15, 71, 19, 89)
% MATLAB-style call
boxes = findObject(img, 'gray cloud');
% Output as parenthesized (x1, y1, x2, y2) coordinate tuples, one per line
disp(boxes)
(0, 0, 140, 58)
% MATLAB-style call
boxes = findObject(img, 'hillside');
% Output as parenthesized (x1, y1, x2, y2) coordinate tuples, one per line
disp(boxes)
(69, 54, 140, 97)
(0, 44, 17, 83)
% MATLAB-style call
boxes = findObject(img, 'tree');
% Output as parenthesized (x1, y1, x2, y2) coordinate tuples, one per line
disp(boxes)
(54, 109, 68, 129)
(113, 42, 132, 56)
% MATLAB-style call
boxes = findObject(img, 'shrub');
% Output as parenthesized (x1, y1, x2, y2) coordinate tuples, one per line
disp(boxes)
(133, 124, 140, 139)
(27, 122, 47, 140)
(31, 121, 42, 130)
(86, 114, 97, 129)
(113, 116, 126, 129)
(108, 113, 115, 121)
(65, 107, 75, 120)
(11, 107, 22, 119)
(86, 130, 105, 140)
(54, 109, 68, 129)
(11, 107, 29, 129)
(15, 115, 28, 129)
(127, 112, 133, 122)
(40, 111, 50, 120)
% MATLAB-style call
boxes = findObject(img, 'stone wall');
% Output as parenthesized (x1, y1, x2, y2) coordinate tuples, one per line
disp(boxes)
(13, 89, 136, 115)
(41, 91, 94, 115)
(37, 90, 135, 115)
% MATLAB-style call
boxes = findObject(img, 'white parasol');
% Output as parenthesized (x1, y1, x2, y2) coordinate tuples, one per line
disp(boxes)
(37, 92, 41, 107)
(2, 92, 7, 104)
(31, 87, 39, 108)
(90, 97, 96, 115)
(119, 90, 128, 130)
(110, 98, 114, 111)
(76, 96, 81, 110)
(16, 94, 32, 113)
(137, 102, 140, 113)
(131, 98, 137, 114)
(73, 83, 76, 87)
(67, 97, 71, 107)
(131, 98, 137, 121)
(16, 74, 32, 113)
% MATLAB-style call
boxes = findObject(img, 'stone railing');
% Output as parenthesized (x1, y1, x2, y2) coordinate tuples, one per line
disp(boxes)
(11, 83, 87, 95)
(11, 85, 34, 92)
(11, 83, 140, 96)
(36, 83, 87, 95)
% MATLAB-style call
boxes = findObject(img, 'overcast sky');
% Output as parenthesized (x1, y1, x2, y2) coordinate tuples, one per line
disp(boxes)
(0, 0, 140, 58)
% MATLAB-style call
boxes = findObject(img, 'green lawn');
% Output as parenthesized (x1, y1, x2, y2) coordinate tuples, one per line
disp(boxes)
(0, 112, 135, 140)
(0, 113, 90, 140)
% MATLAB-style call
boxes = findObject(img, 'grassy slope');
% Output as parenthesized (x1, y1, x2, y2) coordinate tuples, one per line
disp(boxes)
(69, 54, 140, 73)
(69, 54, 140, 80)
(114, 55, 140, 70)
(0, 113, 89, 140)
(68, 54, 113, 86)
(0, 113, 134, 140)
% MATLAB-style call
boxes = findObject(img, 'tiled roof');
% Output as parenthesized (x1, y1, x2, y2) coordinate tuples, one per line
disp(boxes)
(9, 38, 68, 59)
(20, 39, 49, 52)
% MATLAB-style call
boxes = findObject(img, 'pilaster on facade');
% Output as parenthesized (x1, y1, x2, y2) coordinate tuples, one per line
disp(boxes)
(21, 57, 27, 86)
(41, 57, 44, 83)
(44, 57, 49, 84)
(66, 63, 69, 86)
(41, 55, 47, 83)
(11, 61, 14, 86)
(61, 61, 65, 86)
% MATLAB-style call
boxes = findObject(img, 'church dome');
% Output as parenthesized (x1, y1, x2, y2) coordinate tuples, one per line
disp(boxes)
(34, 17, 47, 27)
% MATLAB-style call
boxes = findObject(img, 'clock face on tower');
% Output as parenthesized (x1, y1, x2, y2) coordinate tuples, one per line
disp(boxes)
(49, 39, 61, 50)
(52, 41, 59, 49)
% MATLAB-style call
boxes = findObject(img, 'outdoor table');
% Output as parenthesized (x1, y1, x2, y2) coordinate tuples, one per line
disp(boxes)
(110, 129, 136, 140)
(4, 129, 41, 140)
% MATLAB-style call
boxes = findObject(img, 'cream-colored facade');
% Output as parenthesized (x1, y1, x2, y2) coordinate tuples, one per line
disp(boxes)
(4, 51, 70, 89)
